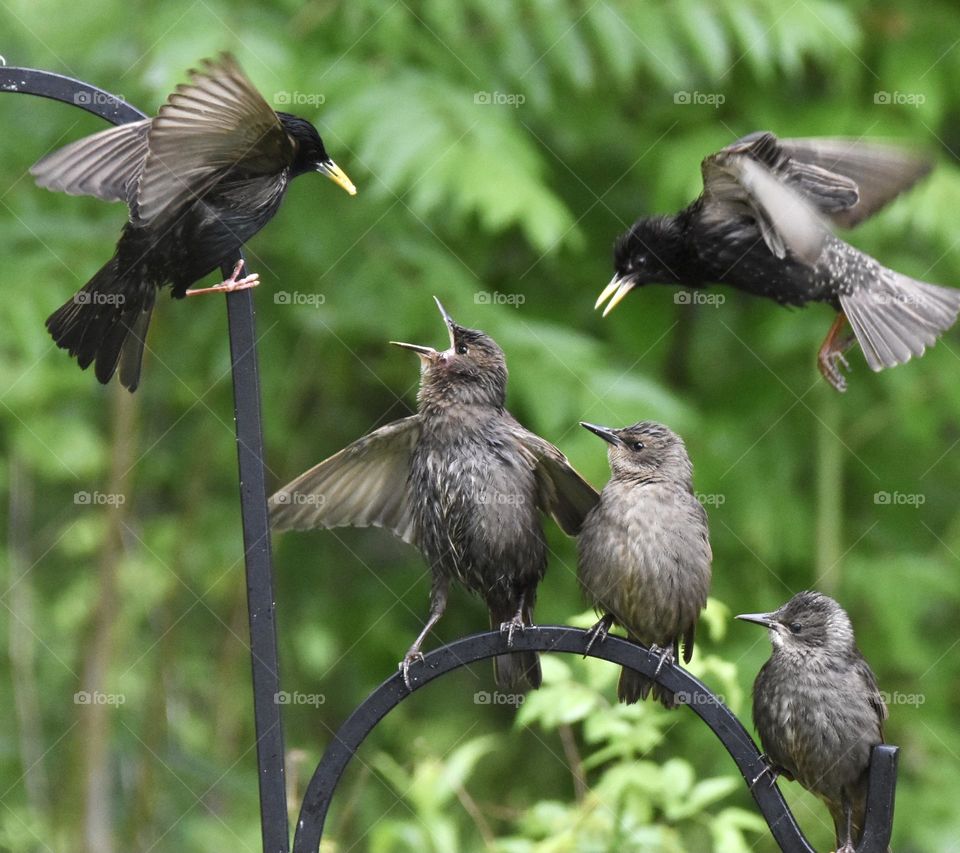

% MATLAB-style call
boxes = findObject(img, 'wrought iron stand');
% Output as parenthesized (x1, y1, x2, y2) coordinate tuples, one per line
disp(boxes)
(0, 63, 898, 853)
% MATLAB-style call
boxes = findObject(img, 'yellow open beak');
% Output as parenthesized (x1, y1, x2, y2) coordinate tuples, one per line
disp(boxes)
(595, 274, 636, 317)
(318, 159, 357, 196)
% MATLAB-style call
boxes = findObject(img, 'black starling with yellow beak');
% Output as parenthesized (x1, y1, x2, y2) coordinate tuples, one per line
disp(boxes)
(32, 52, 356, 390)
(598, 131, 959, 391)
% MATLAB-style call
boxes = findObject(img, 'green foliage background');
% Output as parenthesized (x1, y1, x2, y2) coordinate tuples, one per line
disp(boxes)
(1, 1, 959, 851)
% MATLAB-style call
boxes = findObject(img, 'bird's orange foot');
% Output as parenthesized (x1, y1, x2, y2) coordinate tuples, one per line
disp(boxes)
(817, 313, 856, 393)
(186, 260, 260, 296)
(818, 348, 850, 393)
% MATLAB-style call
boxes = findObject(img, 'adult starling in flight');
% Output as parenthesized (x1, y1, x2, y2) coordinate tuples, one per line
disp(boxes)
(31, 53, 356, 391)
(597, 130, 960, 391)
(737, 591, 887, 853)
(577, 421, 711, 707)
(270, 298, 598, 690)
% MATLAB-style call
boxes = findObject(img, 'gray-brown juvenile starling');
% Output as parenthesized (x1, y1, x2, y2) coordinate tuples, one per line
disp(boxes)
(577, 421, 712, 707)
(597, 131, 960, 392)
(737, 591, 888, 853)
(270, 298, 598, 690)
(31, 53, 356, 391)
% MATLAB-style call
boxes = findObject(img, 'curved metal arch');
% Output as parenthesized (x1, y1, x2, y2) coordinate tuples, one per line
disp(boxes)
(0, 65, 145, 123)
(293, 626, 897, 853)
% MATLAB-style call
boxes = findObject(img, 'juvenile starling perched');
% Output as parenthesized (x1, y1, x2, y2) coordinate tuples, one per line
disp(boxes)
(31, 53, 356, 390)
(737, 591, 888, 853)
(270, 298, 598, 690)
(597, 131, 960, 391)
(577, 421, 711, 707)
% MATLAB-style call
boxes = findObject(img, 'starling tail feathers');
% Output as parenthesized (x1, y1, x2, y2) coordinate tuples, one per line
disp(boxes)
(841, 272, 960, 372)
(617, 636, 681, 709)
(618, 667, 679, 709)
(46, 259, 153, 391)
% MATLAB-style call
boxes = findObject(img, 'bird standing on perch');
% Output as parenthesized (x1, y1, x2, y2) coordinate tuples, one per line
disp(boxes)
(270, 298, 598, 691)
(31, 53, 356, 390)
(577, 420, 711, 707)
(738, 591, 888, 853)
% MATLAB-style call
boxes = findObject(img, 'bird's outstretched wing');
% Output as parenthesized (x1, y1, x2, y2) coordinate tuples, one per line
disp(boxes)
(701, 132, 835, 265)
(31, 119, 151, 204)
(269, 417, 421, 546)
(701, 131, 932, 263)
(776, 135, 932, 228)
(133, 53, 293, 226)
(512, 426, 599, 535)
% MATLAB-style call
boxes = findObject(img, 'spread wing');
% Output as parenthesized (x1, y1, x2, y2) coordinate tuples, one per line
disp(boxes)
(776, 136, 932, 228)
(269, 417, 420, 546)
(133, 53, 293, 225)
(700, 131, 932, 264)
(511, 425, 599, 535)
(30, 119, 150, 204)
(701, 131, 834, 265)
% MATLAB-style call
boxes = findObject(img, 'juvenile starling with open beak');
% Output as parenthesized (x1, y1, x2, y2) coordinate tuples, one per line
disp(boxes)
(577, 421, 711, 707)
(737, 591, 888, 853)
(597, 131, 960, 391)
(270, 298, 598, 691)
(31, 52, 356, 390)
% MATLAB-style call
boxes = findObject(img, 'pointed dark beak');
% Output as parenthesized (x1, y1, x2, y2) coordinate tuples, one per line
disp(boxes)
(317, 158, 357, 196)
(595, 273, 637, 317)
(580, 422, 622, 446)
(433, 296, 457, 348)
(390, 341, 439, 362)
(735, 612, 776, 629)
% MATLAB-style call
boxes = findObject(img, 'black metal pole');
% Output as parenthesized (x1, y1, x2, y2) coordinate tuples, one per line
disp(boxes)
(224, 277, 290, 853)
(0, 65, 290, 853)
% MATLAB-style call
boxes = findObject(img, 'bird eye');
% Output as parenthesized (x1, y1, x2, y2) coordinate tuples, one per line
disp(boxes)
(632, 441, 645, 451)
(789, 622, 802, 634)
(456, 344, 469, 355)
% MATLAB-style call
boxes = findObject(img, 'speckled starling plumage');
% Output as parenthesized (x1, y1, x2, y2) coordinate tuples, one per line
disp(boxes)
(737, 591, 888, 853)
(577, 421, 711, 707)
(270, 298, 598, 691)
(597, 130, 960, 391)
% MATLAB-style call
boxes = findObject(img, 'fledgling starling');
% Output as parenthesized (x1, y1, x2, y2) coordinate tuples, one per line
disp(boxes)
(31, 53, 356, 391)
(577, 421, 711, 707)
(597, 130, 960, 391)
(737, 591, 888, 853)
(270, 298, 598, 690)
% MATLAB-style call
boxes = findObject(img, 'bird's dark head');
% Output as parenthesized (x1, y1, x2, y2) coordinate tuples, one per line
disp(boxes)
(392, 298, 508, 410)
(736, 591, 856, 658)
(596, 216, 683, 316)
(580, 420, 693, 485)
(278, 112, 356, 195)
